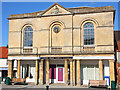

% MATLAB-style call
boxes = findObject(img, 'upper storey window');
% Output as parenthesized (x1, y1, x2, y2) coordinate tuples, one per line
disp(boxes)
(83, 22, 94, 46)
(24, 26, 33, 47)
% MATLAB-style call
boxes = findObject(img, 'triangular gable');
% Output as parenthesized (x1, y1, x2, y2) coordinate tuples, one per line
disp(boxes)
(41, 3, 72, 15)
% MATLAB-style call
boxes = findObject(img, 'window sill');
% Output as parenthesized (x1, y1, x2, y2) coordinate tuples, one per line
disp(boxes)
(24, 47, 33, 48)
(83, 45, 95, 47)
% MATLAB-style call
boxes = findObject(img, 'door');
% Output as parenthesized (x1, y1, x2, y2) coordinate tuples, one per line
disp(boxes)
(49, 65, 56, 83)
(58, 68, 63, 81)
(22, 64, 35, 82)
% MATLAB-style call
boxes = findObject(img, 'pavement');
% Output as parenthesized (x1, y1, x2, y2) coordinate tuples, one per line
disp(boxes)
(0, 82, 115, 90)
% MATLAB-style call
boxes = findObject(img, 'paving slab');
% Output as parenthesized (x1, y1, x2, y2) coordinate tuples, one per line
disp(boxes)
(0, 82, 109, 90)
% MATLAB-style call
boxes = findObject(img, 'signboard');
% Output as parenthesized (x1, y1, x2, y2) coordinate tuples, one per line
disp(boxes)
(104, 76, 110, 86)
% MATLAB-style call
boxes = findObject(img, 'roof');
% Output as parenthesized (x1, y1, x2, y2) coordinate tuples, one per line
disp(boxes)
(117, 41, 120, 52)
(68, 6, 113, 13)
(8, 3, 115, 20)
(0, 47, 8, 59)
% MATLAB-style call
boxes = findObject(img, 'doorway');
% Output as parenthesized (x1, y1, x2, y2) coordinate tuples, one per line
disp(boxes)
(56, 65, 64, 83)
(49, 65, 56, 83)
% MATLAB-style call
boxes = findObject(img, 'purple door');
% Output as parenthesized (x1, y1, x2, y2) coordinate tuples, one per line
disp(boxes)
(49, 65, 56, 79)
(58, 68, 63, 81)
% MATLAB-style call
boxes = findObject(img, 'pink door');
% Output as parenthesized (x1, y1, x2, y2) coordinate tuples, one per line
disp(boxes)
(58, 68, 63, 81)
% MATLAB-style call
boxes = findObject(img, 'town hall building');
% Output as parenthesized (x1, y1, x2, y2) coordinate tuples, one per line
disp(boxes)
(7, 3, 115, 87)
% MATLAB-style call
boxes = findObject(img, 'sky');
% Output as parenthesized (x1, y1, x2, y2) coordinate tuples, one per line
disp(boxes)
(1, 2, 119, 46)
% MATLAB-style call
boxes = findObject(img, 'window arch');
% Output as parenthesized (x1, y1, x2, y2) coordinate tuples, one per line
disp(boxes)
(83, 22, 94, 45)
(23, 26, 33, 47)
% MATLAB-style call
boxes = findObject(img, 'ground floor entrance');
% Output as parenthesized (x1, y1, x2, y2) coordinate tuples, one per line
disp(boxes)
(8, 55, 115, 87)
(19, 60, 66, 84)
(49, 64, 65, 83)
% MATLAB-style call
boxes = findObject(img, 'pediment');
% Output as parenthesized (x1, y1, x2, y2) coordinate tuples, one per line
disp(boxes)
(41, 3, 72, 16)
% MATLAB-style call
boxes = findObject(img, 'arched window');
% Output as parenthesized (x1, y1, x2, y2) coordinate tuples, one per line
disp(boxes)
(24, 26, 33, 47)
(83, 22, 94, 45)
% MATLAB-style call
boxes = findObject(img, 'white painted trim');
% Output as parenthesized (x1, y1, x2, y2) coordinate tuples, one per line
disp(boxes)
(63, 68, 65, 83)
(83, 80, 89, 85)
(56, 67, 58, 83)
(94, 66, 95, 80)
(73, 55, 114, 59)
(49, 79, 57, 83)
(26, 78, 35, 82)
(8, 57, 41, 60)
(20, 65, 22, 78)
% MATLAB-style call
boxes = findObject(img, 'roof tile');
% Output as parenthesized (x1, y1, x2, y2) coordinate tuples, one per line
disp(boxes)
(0, 47, 8, 58)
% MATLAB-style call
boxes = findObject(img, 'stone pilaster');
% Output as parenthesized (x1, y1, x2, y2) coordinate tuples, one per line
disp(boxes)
(8, 60, 13, 78)
(17, 59, 21, 78)
(109, 59, 115, 87)
(73, 60, 75, 86)
(46, 59, 49, 85)
(77, 60, 81, 86)
(99, 60, 103, 80)
(65, 59, 68, 85)
(70, 60, 73, 86)
(35, 59, 38, 85)
(39, 59, 44, 85)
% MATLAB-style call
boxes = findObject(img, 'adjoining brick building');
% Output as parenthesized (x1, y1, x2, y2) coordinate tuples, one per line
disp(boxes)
(114, 31, 120, 85)
(7, 3, 115, 87)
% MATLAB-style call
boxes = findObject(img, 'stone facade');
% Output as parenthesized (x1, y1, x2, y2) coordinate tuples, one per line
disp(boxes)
(8, 3, 115, 87)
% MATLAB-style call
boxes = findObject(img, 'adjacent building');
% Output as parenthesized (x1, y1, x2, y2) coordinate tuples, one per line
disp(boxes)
(7, 3, 115, 86)
(0, 47, 17, 81)
(114, 31, 120, 85)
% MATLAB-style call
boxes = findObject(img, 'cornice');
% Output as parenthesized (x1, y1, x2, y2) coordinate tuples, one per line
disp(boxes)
(7, 10, 115, 20)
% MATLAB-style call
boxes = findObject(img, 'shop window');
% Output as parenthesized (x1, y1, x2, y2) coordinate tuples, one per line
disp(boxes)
(22, 64, 35, 79)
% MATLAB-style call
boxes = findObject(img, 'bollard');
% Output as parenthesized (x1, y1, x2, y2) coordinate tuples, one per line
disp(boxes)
(0, 77, 2, 84)
(46, 85, 49, 90)
(111, 81, 116, 89)
(106, 85, 108, 90)
(6, 77, 9, 85)
(5, 77, 11, 85)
